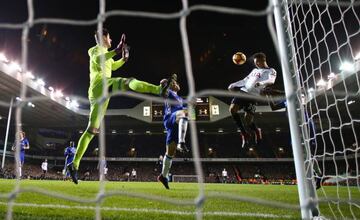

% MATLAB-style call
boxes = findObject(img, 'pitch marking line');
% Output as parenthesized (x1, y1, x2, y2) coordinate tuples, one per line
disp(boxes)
(0, 202, 293, 218)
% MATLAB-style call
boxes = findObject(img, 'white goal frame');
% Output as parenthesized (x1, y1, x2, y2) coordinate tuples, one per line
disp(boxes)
(172, 175, 200, 183)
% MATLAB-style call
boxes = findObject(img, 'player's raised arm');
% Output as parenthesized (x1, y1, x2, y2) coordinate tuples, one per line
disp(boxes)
(91, 32, 126, 65)
(112, 43, 129, 71)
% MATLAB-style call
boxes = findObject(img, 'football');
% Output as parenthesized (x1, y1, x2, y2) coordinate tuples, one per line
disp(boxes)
(232, 52, 246, 65)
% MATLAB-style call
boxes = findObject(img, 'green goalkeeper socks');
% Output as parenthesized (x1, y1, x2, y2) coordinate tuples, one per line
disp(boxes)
(73, 131, 95, 170)
(128, 79, 160, 95)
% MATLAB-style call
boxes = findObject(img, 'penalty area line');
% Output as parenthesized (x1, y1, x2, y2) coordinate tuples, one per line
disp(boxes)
(0, 202, 293, 219)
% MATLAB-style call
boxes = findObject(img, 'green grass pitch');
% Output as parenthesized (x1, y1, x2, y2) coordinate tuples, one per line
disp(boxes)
(0, 179, 358, 219)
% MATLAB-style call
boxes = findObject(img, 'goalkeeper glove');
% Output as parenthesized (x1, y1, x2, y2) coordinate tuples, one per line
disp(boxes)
(122, 44, 130, 62)
(115, 33, 126, 55)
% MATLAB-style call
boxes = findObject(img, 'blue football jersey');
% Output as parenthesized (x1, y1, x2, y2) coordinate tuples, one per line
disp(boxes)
(164, 90, 185, 121)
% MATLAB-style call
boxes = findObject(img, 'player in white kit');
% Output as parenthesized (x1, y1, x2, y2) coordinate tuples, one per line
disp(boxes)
(228, 52, 277, 148)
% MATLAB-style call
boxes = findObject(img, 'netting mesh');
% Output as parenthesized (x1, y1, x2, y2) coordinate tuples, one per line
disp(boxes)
(282, 0, 360, 219)
(0, 0, 359, 219)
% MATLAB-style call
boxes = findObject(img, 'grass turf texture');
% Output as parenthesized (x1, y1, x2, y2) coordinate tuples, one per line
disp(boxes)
(0, 180, 358, 219)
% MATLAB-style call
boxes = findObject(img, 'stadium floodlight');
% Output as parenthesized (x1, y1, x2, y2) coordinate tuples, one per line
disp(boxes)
(200, 129, 205, 133)
(55, 90, 64, 98)
(327, 72, 337, 80)
(347, 100, 355, 105)
(35, 78, 45, 86)
(339, 61, 355, 72)
(78, 130, 84, 134)
(27, 102, 35, 108)
(307, 87, 315, 99)
(128, 129, 134, 134)
(145, 130, 151, 134)
(0, 53, 9, 63)
(249, 147, 254, 152)
(355, 52, 360, 61)
(218, 128, 224, 133)
(316, 79, 327, 87)
(275, 128, 281, 132)
(25, 71, 35, 80)
(278, 147, 284, 152)
(70, 100, 80, 108)
(111, 130, 117, 134)
(8, 61, 22, 72)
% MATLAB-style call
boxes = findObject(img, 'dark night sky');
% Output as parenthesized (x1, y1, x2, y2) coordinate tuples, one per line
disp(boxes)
(0, 0, 282, 108)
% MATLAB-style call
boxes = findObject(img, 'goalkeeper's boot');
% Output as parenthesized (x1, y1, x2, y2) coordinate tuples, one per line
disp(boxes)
(157, 174, 170, 189)
(254, 128, 262, 144)
(177, 142, 190, 154)
(240, 132, 250, 148)
(67, 163, 78, 185)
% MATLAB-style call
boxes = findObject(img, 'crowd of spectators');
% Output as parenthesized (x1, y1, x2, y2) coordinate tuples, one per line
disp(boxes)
(1, 160, 357, 186)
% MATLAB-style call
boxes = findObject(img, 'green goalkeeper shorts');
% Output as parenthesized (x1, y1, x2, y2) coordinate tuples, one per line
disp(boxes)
(87, 77, 127, 129)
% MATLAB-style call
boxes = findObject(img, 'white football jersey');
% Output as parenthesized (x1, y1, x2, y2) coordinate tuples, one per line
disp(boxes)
(41, 162, 48, 171)
(228, 67, 277, 95)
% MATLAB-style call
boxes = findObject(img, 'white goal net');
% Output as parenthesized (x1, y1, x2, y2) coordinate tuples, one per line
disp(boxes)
(0, 0, 359, 219)
(274, 0, 360, 219)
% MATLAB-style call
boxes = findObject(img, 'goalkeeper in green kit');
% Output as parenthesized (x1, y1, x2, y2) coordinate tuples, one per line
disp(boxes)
(67, 29, 172, 184)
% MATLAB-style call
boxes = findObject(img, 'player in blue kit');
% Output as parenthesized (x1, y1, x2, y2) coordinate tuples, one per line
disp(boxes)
(12, 131, 30, 178)
(64, 141, 76, 179)
(158, 74, 189, 189)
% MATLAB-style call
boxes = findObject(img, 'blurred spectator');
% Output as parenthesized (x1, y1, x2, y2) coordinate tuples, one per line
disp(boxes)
(131, 168, 137, 181)
(41, 159, 48, 179)
(222, 168, 228, 183)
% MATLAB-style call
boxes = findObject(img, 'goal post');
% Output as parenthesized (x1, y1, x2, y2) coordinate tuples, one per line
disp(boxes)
(272, 0, 314, 218)
(273, 0, 360, 219)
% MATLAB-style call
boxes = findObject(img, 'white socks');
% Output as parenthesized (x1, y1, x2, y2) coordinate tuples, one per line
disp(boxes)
(178, 117, 188, 144)
(161, 154, 172, 178)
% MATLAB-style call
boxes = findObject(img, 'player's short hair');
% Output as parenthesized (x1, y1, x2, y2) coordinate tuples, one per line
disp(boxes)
(253, 52, 266, 62)
(94, 28, 109, 43)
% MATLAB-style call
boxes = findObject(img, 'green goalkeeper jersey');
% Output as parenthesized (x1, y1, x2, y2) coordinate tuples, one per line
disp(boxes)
(88, 45, 125, 98)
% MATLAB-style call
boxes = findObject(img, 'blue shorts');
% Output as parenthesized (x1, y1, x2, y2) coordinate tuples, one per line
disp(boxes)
(66, 157, 74, 166)
(20, 152, 25, 165)
(164, 112, 178, 145)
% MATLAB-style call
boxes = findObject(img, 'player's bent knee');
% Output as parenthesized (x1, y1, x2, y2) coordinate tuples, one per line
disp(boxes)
(124, 77, 135, 91)
(167, 143, 177, 157)
(87, 127, 99, 135)
(176, 110, 188, 118)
